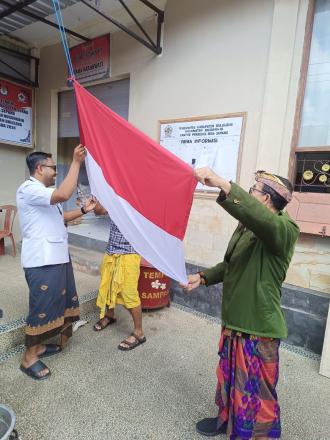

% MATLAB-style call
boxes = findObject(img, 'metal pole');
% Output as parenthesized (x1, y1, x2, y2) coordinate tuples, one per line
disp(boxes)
(80, 0, 158, 54)
(138, 0, 164, 18)
(118, 0, 156, 49)
(0, 44, 39, 61)
(156, 11, 163, 54)
(0, 58, 34, 85)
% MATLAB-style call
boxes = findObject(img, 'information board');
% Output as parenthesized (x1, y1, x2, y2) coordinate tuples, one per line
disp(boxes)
(159, 114, 245, 191)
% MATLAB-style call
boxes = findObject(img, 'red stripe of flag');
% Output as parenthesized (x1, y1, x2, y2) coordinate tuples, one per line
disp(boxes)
(74, 81, 196, 240)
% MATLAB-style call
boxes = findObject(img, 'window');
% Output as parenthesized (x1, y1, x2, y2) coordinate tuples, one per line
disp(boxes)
(289, 0, 330, 236)
(299, 1, 330, 149)
(294, 152, 330, 193)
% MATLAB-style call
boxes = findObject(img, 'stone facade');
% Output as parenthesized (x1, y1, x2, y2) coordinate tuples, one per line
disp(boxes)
(286, 234, 330, 294)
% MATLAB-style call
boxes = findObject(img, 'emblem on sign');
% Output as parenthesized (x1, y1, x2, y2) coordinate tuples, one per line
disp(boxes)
(151, 280, 161, 289)
(151, 279, 167, 290)
(17, 92, 27, 103)
(164, 125, 173, 138)
(0, 85, 8, 96)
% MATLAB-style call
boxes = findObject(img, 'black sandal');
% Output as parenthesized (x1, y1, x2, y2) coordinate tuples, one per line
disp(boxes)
(196, 417, 228, 436)
(39, 344, 62, 359)
(118, 333, 146, 351)
(93, 316, 117, 331)
(20, 360, 51, 381)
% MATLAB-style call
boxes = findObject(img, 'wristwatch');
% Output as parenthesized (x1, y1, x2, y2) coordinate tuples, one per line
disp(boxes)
(81, 206, 87, 215)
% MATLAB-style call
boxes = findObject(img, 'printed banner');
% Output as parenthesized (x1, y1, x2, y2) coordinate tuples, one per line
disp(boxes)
(0, 79, 33, 146)
(70, 34, 110, 83)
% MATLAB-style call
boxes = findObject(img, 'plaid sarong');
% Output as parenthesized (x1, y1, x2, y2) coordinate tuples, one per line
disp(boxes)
(216, 328, 281, 439)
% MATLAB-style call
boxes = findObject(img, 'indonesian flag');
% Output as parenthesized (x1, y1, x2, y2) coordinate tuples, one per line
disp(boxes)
(74, 81, 197, 283)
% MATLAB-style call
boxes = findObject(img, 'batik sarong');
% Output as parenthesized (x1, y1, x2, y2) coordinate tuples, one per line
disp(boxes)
(215, 328, 281, 440)
(24, 260, 80, 347)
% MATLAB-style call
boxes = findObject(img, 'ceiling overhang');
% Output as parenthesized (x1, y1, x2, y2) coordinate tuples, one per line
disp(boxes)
(0, 0, 165, 51)
(0, 0, 165, 87)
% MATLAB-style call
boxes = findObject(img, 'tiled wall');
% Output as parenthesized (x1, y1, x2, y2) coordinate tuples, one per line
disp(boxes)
(285, 234, 330, 294)
(184, 198, 330, 296)
(183, 196, 237, 268)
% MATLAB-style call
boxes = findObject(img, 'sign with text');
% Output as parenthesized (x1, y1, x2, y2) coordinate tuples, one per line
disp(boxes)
(70, 34, 110, 83)
(0, 79, 33, 147)
(159, 115, 245, 191)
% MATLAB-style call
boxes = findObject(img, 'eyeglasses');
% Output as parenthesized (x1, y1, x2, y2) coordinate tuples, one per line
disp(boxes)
(42, 165, 57, 172)
(249, 186, 267, 196)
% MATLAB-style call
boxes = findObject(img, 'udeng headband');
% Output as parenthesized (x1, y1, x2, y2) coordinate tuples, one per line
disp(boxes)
(256, 176, 293, 203)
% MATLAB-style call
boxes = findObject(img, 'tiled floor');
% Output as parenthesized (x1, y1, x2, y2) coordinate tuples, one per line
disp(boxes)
(1, 305, 330, 440)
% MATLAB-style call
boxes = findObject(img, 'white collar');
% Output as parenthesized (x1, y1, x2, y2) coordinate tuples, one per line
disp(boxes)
(29, 176, 46, 187)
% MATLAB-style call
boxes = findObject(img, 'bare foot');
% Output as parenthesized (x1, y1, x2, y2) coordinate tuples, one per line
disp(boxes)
(36, 344, 47, 356)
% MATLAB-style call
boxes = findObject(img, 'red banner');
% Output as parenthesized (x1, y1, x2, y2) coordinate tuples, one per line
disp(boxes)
(0, 79, 33, 146)
(0, 79, 32, 111)
(70, 34, 110, 83)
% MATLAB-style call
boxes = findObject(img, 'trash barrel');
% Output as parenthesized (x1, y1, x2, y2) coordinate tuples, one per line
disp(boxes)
(138, 258, 170, 310)
(0, 405, 18, 440)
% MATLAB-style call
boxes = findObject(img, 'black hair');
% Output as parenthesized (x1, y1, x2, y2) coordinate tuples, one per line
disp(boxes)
(26, 151, 52, 175)
(262, 175, 293, 211)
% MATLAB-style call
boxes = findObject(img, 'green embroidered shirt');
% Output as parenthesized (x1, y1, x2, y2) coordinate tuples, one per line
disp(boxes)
(204, 183, 299, 339)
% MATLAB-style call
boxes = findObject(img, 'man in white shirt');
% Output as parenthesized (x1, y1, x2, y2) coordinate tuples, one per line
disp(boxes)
(16, 145, 96, 380)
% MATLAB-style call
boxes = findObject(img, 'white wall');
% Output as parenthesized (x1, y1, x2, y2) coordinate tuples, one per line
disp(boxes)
(37, 0, 275, 262)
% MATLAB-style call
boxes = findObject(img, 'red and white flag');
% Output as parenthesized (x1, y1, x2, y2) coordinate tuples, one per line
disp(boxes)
(74, 81, 196, 283)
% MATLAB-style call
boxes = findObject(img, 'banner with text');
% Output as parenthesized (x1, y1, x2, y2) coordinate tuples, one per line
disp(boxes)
(70, 34, 110, 83)
(160, 116, 244, 191)
(0, 79, 33, 147)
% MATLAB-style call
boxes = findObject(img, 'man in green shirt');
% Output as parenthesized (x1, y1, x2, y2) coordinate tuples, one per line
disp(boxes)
(183, 168, 299, 439)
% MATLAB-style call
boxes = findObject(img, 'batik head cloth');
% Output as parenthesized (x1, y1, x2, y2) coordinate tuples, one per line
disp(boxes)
(255, 170, 293, 203)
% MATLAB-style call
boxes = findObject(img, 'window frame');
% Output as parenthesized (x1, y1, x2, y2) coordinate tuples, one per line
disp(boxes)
(290, 0, 330, 160)
(288, 0, 330, 237)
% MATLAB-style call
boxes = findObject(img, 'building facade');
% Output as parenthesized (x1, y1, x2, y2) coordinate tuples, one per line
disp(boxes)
(0, 0, 329, 352)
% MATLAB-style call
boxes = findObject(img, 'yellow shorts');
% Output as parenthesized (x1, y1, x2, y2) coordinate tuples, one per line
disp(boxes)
(96, 253, 141, 317)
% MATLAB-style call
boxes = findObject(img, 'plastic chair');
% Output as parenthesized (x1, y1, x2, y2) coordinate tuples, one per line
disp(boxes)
(0, 205, 17, 257)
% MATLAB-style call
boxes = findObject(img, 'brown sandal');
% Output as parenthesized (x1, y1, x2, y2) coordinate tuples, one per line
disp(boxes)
(93, 316, 117, 331)
(118, 333, 146, 351)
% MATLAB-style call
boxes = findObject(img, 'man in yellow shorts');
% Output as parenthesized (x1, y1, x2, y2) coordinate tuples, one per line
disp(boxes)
(93, 203, 146, 350)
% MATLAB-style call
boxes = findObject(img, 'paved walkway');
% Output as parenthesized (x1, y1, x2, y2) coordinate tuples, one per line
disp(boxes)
(1, 306, 330, 440)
